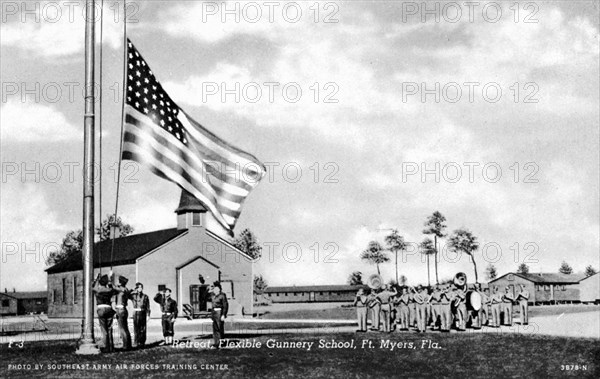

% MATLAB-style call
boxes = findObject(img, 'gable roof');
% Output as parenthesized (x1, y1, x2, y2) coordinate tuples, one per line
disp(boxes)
(490, 272, 584, 284)
(0, 291, 47, 299)
(46, 228, 187, 274)
(266, 285, 368, 293)
(579, 272, 599, 282)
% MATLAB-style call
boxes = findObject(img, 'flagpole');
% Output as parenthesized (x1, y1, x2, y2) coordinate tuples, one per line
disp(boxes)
(76, 0, 100, 355)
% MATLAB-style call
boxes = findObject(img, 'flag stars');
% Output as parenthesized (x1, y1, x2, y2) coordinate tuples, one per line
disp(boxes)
(135, 92, 140, 97)
(136, 70, 141, 77)
(143, 108, 149, 114)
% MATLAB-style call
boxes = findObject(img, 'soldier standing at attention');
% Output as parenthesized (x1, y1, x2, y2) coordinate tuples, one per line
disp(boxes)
(114, 276, 132, 350)
(154, 288, 178, 345)
(454, 286, 467, 331)
(429, 285, 441, 330)
(481, 287, 491, 326)
(396, 288, 410, 331)
(377, 285, 398, 333)
(439, 285, 452, 332)
(491, 286, 502, 327)
(516, 284, 530, 325)
(131, 282, 150, 348)
(414, 286, 428, 333)
(367, 289, 381, 331)
(353, 288, 368, 332)
(408, 288, 417, 330)
(211, 281, 229, 348)
(502, 286, 516, 326)
(92, 273, 118, 353)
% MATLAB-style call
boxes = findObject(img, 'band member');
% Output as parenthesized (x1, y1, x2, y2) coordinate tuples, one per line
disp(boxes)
(367, 289, 381, 331)
(502, 286, 515, 326)
(211, 281, 229, 348)
(408, 289, 417, 329)
(491, 286, 502, 327)
(131, 282, 150, 347)
(481, 287, 491, 326)
(114, 275, 132, 350)
(154, 288, 178, 345)
(454, 285, 467, 331)
(516, 284, 530, 325)
(439, 284, 452, 332)
(377, 284, 398, 333)
(92, 273, 118, 352)
(396, 288, 410, 331)
(353, 288, 368, 332)
(429, 285, 441, 330)
(414, 286, 428, 332)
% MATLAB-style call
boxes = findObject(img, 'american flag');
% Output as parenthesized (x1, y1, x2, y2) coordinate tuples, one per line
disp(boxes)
(122, 39, 266, 233)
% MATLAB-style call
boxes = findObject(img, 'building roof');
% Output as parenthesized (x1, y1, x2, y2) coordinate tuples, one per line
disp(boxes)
(46, 228, 187, 274)
(0, 291, 47, 299)
(265, 285, 368, 293)
(490, 272, 584, 284)
(175, 190, 207, 214)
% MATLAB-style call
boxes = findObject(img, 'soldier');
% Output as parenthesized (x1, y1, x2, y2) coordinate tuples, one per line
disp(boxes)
(429, 285, 441, 330)
(154, 288, 178, 345)
(114, 275, 132, 350)
(413, 286, 428, 333)
(490, 286, 502, 327)
(92, 273, 117, 353)
(516, 284, 530, 325)
(481, 287, 491, 326)
(439, 284, 452, 332)
(131, 282, 150, 348)
(502, 286, 515, 326)
(377, 285, 398, 333)
(211, 281, 229, 348)
(367, 289, 381, 331)
(353, 288, 368, 332)
(396, 288, 410, 331)
(408, 288, 417, 330)
(454, 285, 467, 331)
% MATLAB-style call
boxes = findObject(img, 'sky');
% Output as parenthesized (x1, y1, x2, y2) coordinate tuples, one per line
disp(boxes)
(1, 0, 599, 291)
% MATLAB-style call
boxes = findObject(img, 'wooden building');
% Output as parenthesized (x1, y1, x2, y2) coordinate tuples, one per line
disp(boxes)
(488, 272, 583, 304)
(578, 273, 599, 304)
(45, 190, 255, 318)
(265, 285, 368, 303)
(0, 290, 47, 315)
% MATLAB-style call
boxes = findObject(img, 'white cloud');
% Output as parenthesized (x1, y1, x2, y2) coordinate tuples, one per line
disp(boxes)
(0, 100, 79, 142)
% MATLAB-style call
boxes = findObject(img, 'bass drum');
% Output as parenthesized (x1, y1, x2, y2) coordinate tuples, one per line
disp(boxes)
(467, 290, 482, 311)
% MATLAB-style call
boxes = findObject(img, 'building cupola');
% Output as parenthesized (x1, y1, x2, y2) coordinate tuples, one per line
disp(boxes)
(175, 189, 207, 230)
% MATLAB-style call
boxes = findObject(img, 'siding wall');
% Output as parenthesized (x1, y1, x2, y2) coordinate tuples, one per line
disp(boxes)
(0, 294, 18, 315)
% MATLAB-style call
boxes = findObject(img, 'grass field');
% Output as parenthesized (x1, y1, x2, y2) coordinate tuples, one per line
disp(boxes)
(2, 332, 598, 378)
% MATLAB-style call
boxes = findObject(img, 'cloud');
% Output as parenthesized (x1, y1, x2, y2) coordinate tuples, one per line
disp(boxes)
(0, 100, 79, 142)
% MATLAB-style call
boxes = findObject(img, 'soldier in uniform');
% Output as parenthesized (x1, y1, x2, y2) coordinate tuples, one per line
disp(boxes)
(353, 288, 368, 332)
(154, 288, 178, 345)
(131, 282, 150, 348)
(454, 285, 467, 331)
(395, 288, 410, 331)
(211, 281, 229, 348)
(490, 286, 502, 327)
(516, 284, 530, 325)
(114, 275, 132, 350)
(367, 289, 381, 331)
(92, 273, 118, 353)
(408, 288, 417, 330)
(414, 286, 428, 333)
(439, 284, 452, 332)
(502, 286, 515, 326)
(429, 285, 441, 330)
(377, 284, 397, 333)
(481, 287, 491, 326)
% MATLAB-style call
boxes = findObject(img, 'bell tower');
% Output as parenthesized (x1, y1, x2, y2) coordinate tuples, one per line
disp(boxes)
(175, 189, 207, 230)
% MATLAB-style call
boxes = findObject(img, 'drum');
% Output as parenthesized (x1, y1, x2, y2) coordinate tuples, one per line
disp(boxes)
(467, 290, 482, 311)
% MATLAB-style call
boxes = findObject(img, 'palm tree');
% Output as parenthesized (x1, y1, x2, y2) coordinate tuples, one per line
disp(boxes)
(423, 211, 447, 285)
(384, 229, 407, 284)
(448, 228, 480, 283)
(360, 241, 389, 275)
(419, 238, 436, 286)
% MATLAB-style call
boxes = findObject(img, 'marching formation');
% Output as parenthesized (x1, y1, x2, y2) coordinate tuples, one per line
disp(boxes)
(92, 272, 228, 352)
(354, 273, 530, 333)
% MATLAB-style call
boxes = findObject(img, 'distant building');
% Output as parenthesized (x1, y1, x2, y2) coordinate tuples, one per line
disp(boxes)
(0, 290, 47, 316)
(578, 273, 599, 304)
(45, 190, 255, 318)
(489, 272, 583, 304)
(265, 285, 368, 303)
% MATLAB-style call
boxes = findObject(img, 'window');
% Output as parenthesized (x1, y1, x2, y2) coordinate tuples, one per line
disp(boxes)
(62, 278, 67, 303)
(561, 285, 566, 291)
(73, 276, 77, 304)
(535, 285, 541, 291)
(52, 289, 57, 303)
(544, 285, 550, 291)
(285, 293, 288, 296)
(507, 274, 514, 281)
(192, 212, 201, 226)
(1, 300, 9, 307)
(319, 292, 323, 295)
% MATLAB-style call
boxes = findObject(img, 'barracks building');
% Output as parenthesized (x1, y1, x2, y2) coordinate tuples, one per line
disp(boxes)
(45, 190, 254, 318)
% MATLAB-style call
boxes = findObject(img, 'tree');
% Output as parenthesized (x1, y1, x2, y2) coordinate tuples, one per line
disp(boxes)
(96, 214, 134, 241)
(517, 263, 530, 275)
(46, 215, 134, 266)
(559, 261, 573, 275)
(585, 265, 597, 277)
(384, 229, 407, 285)
(253, 275, 268, 294)
(423, 211, 447, 285)
(485, 264, 498, 280)
(348, 271, 364, 285)
(360, 241, 389, 275)
(419, 238, 436, 286)
(232, 228, 262, 259)
(448, 228, 480, 283)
